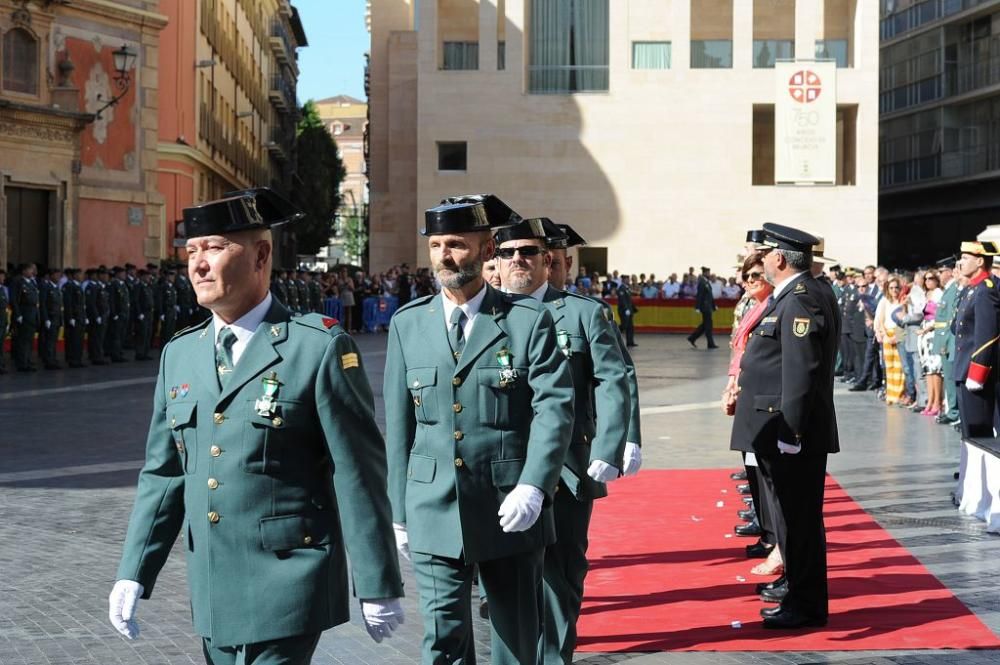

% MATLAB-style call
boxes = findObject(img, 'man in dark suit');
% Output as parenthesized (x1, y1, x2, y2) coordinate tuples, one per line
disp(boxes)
(62, 268, 87, 368)
(730, 223, 839, 629)
(616, 275, 637, 347)
(687, 266, 718, 349)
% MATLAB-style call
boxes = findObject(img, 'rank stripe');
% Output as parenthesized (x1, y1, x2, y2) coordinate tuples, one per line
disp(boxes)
(971, 334, 1000, 361)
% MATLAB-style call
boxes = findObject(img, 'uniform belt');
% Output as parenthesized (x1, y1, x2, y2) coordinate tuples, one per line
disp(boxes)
(933, 322, 949, 329)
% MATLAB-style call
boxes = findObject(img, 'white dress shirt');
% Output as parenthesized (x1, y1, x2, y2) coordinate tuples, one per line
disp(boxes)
(441, 284, 487, 341)
(213, 292, 273, 366)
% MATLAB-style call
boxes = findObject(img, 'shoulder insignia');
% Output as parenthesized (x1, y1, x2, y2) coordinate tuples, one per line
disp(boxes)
(553, 298, 564, 307)
(794, 282, 807, 294)
(173, 319, 211, 340)
(341, 352, 359, 369)
(322, 316, 338, 329)
(793, 317, 811, 337)
(270, 325, 282, 337)
(987, 279, 994, 288)
(762, 316, 778, 323)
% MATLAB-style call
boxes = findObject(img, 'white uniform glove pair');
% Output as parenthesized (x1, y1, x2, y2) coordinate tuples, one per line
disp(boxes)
(360, 597, 405, 643)
(622, 442, 642, 476)
(966, 377, 985, 392)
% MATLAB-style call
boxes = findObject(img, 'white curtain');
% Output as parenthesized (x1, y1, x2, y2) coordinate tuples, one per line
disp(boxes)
(530, 0, 572, 92)
(632, 42, 671, 70)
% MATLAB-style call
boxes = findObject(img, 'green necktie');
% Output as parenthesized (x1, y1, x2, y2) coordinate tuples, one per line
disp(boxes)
(448, 308, 466, 361)
(216, 327, 237, 389)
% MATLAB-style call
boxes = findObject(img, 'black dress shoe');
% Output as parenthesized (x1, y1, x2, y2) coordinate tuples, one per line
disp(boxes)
(730, 470, 748, 481)
(707, 344, 719, 349)
(760, 605, 783, 618)
(760, 582, 789, 603)
(742, 496, 754, 505)
(848, 382, 869, 392)
(734, 521, 762, 537)
(936, 414, 958, 425)
(755, 575, 785, 594)
(737, 508, 756, 521)
(687, 338, 697, 348)
(737, 484, 752, 494)
(745, 541, 774, 558)
(762, 608, 827, 629)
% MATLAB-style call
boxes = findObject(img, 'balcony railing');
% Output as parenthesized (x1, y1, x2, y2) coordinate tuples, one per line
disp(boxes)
(881, 0, 996, 42)
(270, 16, 295, 63)
(269, 72, 296, 112)
(881, 141, 1000, 187)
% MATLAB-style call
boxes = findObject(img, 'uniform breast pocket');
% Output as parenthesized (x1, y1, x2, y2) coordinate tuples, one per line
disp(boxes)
(406, 367, 439, 424)
(477, 367, 530, 429)
(755, 322, 778, 338)
(243, 399, 309, 474)
(166, 401, 197, 474)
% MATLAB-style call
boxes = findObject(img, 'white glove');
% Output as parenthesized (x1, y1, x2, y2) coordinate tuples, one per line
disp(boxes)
(85, 318, 90, 325)
(622, 442, 642, 476)
(45, 320, 51, 329)
(160, 314, 165, 321)
(360, 597, 404, 643)
(16, 315, 22, 324)
(138, 314, 144, 321)
(624, 309, 631, 316)
(175, 305, 180, 312)
(392, 522, 410, 562)
(497, 484, 544, 533)
(97, 316, 103, 324)
(777, 439, 802, 455)
(113, 315, 119, 321)
(108, 579, 144, 639)
(69, 319, 76, 327)
(587, 459, 620, 483)
(966, 377, 985, 392)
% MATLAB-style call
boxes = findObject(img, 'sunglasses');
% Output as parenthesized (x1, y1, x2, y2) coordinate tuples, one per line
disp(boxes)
(744, 271, 765, 281)
(496, 246, 544, 260)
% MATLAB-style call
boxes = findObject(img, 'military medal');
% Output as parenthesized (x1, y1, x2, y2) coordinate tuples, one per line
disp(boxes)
(169, 386, 178, 400)
(179, 383, 190, 398)
(556, 329, 572, 358)
(255, 372, 280, 416)
(496, 348, 519, 388)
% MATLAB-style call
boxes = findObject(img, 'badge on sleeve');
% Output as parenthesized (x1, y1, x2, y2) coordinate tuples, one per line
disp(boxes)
(341, 352, 359, 369)
(793, 317, 811, 337)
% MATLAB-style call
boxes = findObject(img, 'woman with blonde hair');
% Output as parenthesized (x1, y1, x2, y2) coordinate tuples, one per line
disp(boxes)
(875, 276, 906, 405)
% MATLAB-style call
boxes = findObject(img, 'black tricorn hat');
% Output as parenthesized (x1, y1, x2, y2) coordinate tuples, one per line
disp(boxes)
(746, 229, 767, 244)
(181, 188, 304, 239)
(556, 223, 587, 249)
(495, 217, 565, 246)
(422, 194, 521, 236)
(758, 223, 820, 252)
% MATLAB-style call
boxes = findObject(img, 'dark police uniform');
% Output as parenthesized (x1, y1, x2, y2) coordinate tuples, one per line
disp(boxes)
(271, 272, 290, 308)
(616, 280, 637, 347)
(85, 272, 109, 364)
(107, 271, 131, 362)
(0, 280, 8, 373)
(730, 224, 839, 628)
(156, 277, 179, 347)
(39, 275, 64, 369)
(10, 272, 40, 371)
(688, 270, 718, 349)
(384, 196, 574, 665)
(135, 275, 156, 360)
(115, 188, 402, 661)
(62, 273, 87, 367)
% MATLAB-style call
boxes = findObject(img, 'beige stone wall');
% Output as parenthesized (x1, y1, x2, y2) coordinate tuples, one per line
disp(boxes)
(371, 0, 878, 275)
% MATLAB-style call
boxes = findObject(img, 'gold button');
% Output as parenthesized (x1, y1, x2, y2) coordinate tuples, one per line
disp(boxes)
(583, 434, 589, 443)
(412, 380, 420, 388)
(454, 430, 463, 440)
(207, 478, 219, 489)
(414, 396, 422, 407)
(272, 416, 283, 427)
(455, 457, 464, 467)
(170, 417, 177, 427)
(210, 445, 222, 457)
(303, 535, 313, 545)
(176, 442, 185, 454)
(452, 377, 462, 386)
(453, 402, 462, 413)
(213, 412, 225, 424)
(208, 511, 220, 523)
(768, 407, 774, 413)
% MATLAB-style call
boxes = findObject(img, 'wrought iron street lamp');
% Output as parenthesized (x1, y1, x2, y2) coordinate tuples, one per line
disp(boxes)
(93, 44, 137, 120)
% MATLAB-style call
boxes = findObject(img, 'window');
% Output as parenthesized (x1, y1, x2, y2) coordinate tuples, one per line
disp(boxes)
(691, 0, 732, 69)
(753, 40, 794, 68)
(498, 41, 506, 70)
(3, 28, 38, 95)
(753, 0, 794, 68)
(632, 42, 671, 69)
(752, 105, 776, 186)
(691, 40, 732, 68)
(815, 39, 849, 68)
(437, 142, 467, 171)
(442, 41, 479, 70)
(529, 0, 609, 93)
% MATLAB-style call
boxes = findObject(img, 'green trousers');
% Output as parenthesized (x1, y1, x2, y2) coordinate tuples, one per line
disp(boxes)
(412, 548, 544, 664)
(942, 354, 959, 420)
(541, 488, 594, 665)
(202, 632, 320, 665)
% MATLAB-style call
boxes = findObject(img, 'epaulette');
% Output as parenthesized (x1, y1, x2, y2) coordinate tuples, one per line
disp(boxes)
(987, 279, 994, 289)
(294, 312, 344, 334)
(793, 282, 808, 295)
(172, 318, 211, 340)
(394, 294, 435, 315)
(505, 292, 543, 310)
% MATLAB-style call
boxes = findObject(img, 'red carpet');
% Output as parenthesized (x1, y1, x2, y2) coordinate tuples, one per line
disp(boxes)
(576, 469, 1000, 651)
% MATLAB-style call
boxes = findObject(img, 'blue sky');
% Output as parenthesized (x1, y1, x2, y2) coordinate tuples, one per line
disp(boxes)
(294, 0, 370, 103)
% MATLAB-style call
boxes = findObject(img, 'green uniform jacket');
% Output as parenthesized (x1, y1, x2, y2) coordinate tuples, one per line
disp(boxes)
(384, 285, 574, 563)
(931, 280, 959, 358)
(11, 277, 40, 327)
(110, 278, 131, 322)
(41, 281, 63, 327)
(116, 299, 403, 647)
(595, 298, 641, 445)
(541, 287, 629, 501)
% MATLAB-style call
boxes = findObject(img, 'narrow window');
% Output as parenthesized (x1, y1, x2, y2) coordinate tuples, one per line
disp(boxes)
(437, 142, 468, 171)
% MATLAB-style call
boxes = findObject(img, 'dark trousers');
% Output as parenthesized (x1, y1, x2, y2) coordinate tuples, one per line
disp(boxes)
(839, 333, 854, 379)
(40, 324, 60, 366)
(88, 323, 106, 363)
(619, 314, 636, 346)
(688, 309, 715, 347)
(759, 452, 829, 619)
(107, 317, 128, 360)
(159, 316, 177, 348)
(851, 338, 867, 383)
(542, 488, 594, 665)
(745, 456, 784, 548)
(12, 323, 36, 369)
(135, 318, 152, 359)
(65, 322, 85, 365)
(412, 548, 544, 665)
(0, 322, 6, 371)
(202, 632, 321, 665)
(859, 334, 883, 387)
(958, 382, 995, 439)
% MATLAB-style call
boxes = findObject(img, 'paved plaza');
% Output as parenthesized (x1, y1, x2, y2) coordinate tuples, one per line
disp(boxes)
(1, 333, 999, 665)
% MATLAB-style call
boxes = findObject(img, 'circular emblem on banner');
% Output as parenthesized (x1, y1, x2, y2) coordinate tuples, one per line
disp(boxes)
(788, 70, 822, 103)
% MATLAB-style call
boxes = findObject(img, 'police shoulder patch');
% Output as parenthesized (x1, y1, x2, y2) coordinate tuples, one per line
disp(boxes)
(793, 282, 807, 294)
(987, 279, 994, 289)
(793, 317, 811, 337)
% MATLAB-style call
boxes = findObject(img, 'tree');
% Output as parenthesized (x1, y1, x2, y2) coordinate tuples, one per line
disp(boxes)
(292, 100, 345, 255)
(340, 201, 368, 267)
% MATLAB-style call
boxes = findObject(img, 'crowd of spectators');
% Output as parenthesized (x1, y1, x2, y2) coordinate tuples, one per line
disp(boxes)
(556, 266, 745, 301)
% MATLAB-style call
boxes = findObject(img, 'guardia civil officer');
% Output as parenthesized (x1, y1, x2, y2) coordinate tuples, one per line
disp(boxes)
(0, 269, 8, 374)
(107, 266, 131, 362)
(39, 268, 64, 370)
(156, 269, 179, 346)
(86, 268, 111, 365)
(496, 217, 629, 664)
(62, 268, 87, 368)
(952, 241, 1000, 439)
(384, 194, 574, 664)
(547, 223, 642, 475)
(730, 223, 839, 629)
(109, 188, 404, 663)
(10, 262, 41, 372)
(134, 269, 156, 361)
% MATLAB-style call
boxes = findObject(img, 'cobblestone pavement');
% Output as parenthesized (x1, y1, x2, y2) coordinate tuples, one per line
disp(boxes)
(1, 333, 999, 664)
